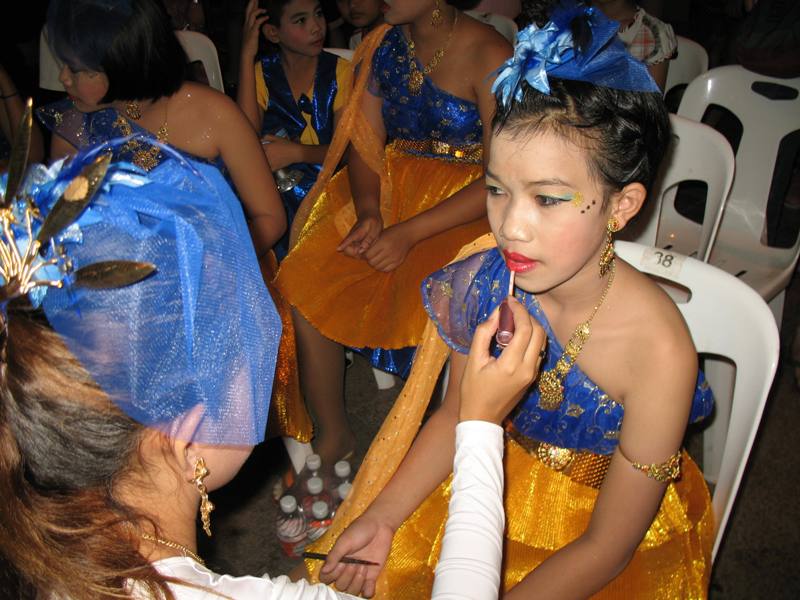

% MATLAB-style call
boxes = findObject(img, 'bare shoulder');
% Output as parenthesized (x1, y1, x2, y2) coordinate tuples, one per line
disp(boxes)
(170, 82, 240, 121)
(611, 259, 698, 398)
(458, 13, 513, 72)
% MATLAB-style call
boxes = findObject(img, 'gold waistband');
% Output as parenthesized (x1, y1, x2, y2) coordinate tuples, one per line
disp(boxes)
(391, 138, 483, 163)
(505, 422, 612, 489)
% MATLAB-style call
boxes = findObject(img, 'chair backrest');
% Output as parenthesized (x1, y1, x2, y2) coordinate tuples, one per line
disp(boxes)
(614, 240, 779, 561)
(664, 35, 709, 98)
(619, 114, 735, 262)
(677, 65, 800, 301)
(323, 47, 355, 61)
(39, 28, 65, 91)
(464, 10, 518, 44)
(174, 30, 224, 93)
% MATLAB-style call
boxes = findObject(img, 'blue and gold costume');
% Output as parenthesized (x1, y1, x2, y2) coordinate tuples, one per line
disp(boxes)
(275, 26, 490, 374)
(373, 246, 715, 598)
(36, 99, 218, 172)
(255, 50, 351, 259)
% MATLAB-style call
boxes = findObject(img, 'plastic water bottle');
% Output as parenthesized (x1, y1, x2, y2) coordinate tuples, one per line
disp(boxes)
(276, 495, 307, 558)
(330, 460, 352, 512)
(335, 482, 353, 508)
(301, 476, 333, 515)
(289, 453, 322, 497)
(306, 500, 333, 544)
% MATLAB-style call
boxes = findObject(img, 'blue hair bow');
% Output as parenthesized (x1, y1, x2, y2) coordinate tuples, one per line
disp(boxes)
(492, 2, 660, 107)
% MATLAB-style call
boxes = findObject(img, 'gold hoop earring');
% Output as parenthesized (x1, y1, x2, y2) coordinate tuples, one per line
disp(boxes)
(125, 100, 142, 120)
(599, 217, 618, 277)
(431, 0, 443, 27)
(191, 457, 214, 537)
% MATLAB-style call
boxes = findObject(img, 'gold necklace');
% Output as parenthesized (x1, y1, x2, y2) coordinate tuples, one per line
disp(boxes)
(141, 532, 205, 566)
(115, 101, 169, 171)
(407, 11, 459, 95)
(537, 261, 616, 411)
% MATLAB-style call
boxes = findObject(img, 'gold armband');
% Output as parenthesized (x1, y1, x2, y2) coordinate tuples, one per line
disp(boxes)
(622, 449, 682, 483)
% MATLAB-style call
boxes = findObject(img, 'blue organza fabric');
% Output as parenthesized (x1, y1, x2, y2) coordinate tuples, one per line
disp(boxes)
(31, 141, 281, 446)
(422, 248, 714, 455)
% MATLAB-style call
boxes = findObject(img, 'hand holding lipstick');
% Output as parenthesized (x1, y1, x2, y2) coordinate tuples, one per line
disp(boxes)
(459, 297, 547, 425)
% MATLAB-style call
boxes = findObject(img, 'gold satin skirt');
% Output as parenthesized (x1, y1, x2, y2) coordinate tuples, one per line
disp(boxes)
(261, 252, 313, 442)
(379, 438, 714, 599)
(274, 143, 489, 349)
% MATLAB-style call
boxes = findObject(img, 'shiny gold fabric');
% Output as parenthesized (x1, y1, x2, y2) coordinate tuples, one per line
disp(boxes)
(275, 24, 489, 349)
(261, 252, 312, 442)
(380, 440, 713, 599)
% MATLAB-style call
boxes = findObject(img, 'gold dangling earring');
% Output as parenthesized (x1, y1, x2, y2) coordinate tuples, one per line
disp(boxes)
(599, 217, 618, 277)
(191, 457, 215, 537)
(431, 0, 443, 28)
(125, 100, 142, 120)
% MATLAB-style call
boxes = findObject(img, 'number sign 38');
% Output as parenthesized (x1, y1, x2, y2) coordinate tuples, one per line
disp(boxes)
(640, 247, 686, 277)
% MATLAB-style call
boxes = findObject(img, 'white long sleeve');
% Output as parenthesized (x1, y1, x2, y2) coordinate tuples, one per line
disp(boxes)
(431, 420, 505, 600)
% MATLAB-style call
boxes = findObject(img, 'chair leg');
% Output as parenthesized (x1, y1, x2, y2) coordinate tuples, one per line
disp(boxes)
(283, 437, 313, 474)
(372, 367, 396, 390)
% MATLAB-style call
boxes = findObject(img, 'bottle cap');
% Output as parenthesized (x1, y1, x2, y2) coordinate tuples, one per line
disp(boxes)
(279, 495, 298, 513)
(337, 482, 353, 501)
(306, 453, 322, 471)
(312, 500, 330, 519)
(307, 476, 324, 494)
(334, 460, 351, 478)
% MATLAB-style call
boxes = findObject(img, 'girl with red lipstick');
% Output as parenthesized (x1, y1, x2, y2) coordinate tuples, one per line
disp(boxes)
(314, 4, 715, 598)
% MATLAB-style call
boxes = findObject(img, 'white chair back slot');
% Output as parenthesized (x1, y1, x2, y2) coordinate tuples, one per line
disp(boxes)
(664, 35, 709, 98)
(39, 28, 65, 91)
(614, 240, 779, 562)
(678, 65, 800, 324)
(619, 114, 735, 262)
(175, 30, 224, 93)
(323, 47, 355, 61)
(464, 10, 518, 44)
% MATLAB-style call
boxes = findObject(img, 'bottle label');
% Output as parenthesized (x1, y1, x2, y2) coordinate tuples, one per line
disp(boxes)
(306, 518, 333, 543)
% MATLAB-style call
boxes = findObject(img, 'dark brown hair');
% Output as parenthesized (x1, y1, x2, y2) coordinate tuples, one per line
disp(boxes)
(0, 310, 176, 599)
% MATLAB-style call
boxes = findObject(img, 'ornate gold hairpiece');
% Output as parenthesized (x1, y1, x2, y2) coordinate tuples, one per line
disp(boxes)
(1, 100, 156, 310)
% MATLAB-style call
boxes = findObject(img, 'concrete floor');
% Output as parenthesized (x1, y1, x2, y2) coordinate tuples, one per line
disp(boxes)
(200, 270, 800, 599)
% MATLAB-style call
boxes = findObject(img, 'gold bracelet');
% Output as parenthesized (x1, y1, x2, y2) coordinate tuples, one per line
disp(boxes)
(628, 451, 682, 483)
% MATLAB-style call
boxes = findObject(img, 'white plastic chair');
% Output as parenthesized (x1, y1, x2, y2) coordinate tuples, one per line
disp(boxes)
(174, 30, 224, 93)
(614, 241, 779, 562)
(39, 28, 64, 91)
(465, 10, 518, 44)
(664, 35, 709, 99)
(323, 47, 354, 62)
(619, 114, 735, 262)
(678, 65, 800, 324)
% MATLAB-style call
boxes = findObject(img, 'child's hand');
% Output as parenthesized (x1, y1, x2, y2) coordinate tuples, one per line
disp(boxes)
(319, 513, 394, 598)
(363, 222, 415, 272)
(261, 135, 299, 170)
(337, 211, 384, 258)
(242, 0, 268, 61)
(459, 297, 547, 424)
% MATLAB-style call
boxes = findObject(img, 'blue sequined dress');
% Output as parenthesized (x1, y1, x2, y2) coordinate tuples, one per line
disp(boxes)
(275, 25, 491, 378)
